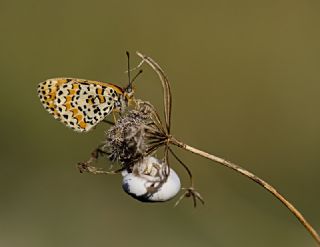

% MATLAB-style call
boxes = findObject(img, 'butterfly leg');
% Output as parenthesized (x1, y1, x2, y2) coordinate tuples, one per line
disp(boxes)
(102, 119, 115, 125)
(112, 112, 118, 123)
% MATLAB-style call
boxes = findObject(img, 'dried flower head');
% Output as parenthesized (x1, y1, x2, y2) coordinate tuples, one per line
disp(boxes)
(102, 101, 167, 168)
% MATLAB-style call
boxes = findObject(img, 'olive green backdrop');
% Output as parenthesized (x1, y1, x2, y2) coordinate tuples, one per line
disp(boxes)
(0, 1, 319, 246)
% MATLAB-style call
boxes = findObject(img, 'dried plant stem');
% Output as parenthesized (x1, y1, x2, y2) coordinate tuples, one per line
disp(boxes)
(170, 137, 320, 245)
(136, 51, 172, 134)
(136, 51, 319, 244)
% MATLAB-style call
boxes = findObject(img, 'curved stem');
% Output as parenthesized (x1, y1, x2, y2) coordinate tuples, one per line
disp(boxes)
(170, 137, 320, 245)
(136, 51, 172, 134)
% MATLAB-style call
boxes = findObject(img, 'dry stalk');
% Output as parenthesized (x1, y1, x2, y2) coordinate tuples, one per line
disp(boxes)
(136, 51, 320, 245)
(170, 137, 320, 245)
(136, 52, 172, 134)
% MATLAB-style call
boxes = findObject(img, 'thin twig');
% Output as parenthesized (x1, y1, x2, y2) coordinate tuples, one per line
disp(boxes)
(170, 137, 320, 245)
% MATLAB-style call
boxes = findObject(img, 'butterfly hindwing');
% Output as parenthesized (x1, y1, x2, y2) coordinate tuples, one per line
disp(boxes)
(38, 78, 121, 132)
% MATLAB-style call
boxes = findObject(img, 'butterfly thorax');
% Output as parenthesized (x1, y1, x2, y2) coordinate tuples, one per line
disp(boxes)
(114, 93, 128, 113)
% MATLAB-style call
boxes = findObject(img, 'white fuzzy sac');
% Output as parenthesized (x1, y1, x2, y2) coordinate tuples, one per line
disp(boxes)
(122, 156, 181, 202)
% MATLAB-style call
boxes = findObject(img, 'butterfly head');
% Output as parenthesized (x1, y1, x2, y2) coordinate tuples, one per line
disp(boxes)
(123, 69, 142, 104)
(124, 83, 135, 101)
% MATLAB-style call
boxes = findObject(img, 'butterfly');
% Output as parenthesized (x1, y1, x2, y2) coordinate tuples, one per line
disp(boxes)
(37, 52, 142, 132)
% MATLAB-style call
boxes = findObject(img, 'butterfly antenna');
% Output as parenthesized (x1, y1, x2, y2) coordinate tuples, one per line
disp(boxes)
(131, 70, 143, 85)
(126, 51, 131, 87)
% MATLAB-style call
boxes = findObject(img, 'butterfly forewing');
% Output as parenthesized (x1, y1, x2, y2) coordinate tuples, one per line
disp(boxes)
(37, 78, 122, 132)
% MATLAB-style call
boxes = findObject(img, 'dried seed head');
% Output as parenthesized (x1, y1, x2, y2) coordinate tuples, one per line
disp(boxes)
(104, 110, 148, 164)
(102, 101, 167, 167)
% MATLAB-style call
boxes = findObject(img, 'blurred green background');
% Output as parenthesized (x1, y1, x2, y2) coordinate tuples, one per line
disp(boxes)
(0, 0, 319, 246)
